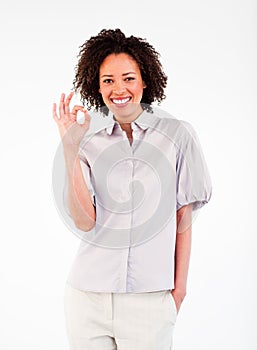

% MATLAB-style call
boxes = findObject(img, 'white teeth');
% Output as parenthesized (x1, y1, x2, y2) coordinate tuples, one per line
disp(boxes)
(112, 98, 130, 105)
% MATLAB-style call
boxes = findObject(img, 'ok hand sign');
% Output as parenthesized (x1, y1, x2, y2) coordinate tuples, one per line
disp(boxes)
(53, 92, 91, 146)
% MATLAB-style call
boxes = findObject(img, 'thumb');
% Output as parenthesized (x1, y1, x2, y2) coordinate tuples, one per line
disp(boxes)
(82, 109, 91, 122)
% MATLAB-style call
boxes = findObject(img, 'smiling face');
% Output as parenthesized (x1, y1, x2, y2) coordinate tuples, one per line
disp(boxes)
(99, 53, 146, 122)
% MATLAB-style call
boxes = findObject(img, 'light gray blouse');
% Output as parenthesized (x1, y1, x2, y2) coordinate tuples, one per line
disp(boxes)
(64, 108, 212, 293)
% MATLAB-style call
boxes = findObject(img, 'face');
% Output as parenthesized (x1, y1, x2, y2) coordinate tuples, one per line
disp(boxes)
(99, 53, 146, 122)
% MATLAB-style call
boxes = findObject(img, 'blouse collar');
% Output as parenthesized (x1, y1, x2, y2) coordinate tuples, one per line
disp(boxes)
(106, 109, 159, 136)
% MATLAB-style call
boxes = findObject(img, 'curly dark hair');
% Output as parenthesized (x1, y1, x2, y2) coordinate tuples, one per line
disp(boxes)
(73, 28, 168, 116)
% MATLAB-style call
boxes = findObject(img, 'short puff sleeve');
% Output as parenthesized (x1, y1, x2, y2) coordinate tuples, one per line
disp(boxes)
(176, 121, 212, 212)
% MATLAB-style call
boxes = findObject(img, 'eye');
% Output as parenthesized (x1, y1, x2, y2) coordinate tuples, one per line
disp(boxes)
(125, 77, 135, 81)
(103, 79, 113, 84)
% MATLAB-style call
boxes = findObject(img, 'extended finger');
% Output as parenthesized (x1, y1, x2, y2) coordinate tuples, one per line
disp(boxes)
(59, 93, 65, 118)
(64, 91, 74, 115)
(52, 103, 59, 122)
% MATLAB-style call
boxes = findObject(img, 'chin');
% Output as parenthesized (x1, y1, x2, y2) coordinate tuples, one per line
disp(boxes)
(110, 103, 141, 119)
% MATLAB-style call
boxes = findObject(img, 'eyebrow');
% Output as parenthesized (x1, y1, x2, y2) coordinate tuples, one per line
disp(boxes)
(100, 72, 136, 78)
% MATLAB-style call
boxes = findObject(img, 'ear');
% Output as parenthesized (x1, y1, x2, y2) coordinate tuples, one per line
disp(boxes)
(143, 81, 147, 89)
(98, 88, 102, 94)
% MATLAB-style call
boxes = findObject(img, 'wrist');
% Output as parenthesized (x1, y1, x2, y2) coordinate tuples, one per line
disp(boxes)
(172, 286, 187, 300)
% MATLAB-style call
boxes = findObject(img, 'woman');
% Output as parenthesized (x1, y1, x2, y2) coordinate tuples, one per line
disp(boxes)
(53, 28, 212, 350)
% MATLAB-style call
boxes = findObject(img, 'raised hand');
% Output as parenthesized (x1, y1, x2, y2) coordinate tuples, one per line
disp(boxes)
(53, 92, 91, 146)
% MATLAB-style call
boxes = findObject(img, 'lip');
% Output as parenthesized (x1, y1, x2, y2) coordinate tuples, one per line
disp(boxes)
(110, 97, 132, 107)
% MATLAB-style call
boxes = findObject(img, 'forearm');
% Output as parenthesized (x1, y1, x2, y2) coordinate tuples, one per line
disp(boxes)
(174, 223, 192, 294)
(173, 204, 192, 298)
(64, 146, 96, 231)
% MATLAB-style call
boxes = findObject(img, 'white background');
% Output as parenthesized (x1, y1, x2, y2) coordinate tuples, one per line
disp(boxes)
(0, 0, 256, 349)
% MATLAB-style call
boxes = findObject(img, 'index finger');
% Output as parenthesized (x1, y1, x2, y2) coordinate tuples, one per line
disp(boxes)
(71, 105, 85, 114)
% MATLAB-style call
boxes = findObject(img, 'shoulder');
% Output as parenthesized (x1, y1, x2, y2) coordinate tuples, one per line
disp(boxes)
(152, 109, 197, 145)
(152, 107, 194, 130)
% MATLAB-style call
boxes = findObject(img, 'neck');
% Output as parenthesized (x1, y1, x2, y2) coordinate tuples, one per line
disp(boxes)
(114, 105, 144, 131)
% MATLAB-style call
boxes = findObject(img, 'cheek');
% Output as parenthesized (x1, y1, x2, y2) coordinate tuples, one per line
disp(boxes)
(99, 87, 107, 97)
(136, 85, 145, 97)
(100, 88, 111, 104)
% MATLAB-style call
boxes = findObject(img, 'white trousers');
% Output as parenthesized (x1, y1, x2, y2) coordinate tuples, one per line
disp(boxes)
(64, 283, 177, 350)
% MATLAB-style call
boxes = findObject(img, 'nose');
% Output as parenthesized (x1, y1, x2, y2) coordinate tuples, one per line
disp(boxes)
(113, 80, 126, 94)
